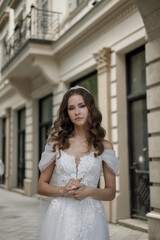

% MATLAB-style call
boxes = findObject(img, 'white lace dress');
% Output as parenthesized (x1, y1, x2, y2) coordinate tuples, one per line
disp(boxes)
(38, 142, 118, 240)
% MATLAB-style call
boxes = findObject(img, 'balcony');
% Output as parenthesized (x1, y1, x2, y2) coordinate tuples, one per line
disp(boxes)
(2, 5, 61, 70)
(0, 5, 61, 98)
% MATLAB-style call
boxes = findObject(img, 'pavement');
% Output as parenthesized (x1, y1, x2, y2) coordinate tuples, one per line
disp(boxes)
(0, 188, 149, 240)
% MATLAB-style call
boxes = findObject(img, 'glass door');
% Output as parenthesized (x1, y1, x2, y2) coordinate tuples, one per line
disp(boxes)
(17, 108, 25, 188)
(39, 94, 53, 161)
(2, 118, 6, 184)
(126, 46, 150, 219)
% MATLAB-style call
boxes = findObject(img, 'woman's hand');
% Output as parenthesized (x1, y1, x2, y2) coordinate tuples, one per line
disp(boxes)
(72, 184, 94, 201)
(64, 178, 82, 196)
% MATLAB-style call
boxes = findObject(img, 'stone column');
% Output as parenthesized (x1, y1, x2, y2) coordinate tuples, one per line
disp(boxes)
(24, 100, 36, 196)
(93, 48, 112, 221)
(5, 108, 11, 190)
(93, 47, 111, 139)
(146, 38, 160, 240)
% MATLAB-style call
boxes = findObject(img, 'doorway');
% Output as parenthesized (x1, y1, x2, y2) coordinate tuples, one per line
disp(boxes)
(126, 46, 150, 219)
(17, 108, 25, 188)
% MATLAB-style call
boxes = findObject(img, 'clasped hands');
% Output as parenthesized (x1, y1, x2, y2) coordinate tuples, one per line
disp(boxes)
(64, 178, 93, 201)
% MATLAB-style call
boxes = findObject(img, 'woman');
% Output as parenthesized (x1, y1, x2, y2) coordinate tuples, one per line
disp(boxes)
(38, 85, 118, 240)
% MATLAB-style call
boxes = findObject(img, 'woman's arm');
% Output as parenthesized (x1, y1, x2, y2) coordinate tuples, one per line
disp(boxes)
(88, 162, 116, 201)
(38, 161, 82, 197)
(73, 163, 116, 201)
(38, 161, 65, 197)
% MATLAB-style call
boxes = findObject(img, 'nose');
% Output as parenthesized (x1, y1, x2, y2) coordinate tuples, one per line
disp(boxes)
(75, 107, 80, 115)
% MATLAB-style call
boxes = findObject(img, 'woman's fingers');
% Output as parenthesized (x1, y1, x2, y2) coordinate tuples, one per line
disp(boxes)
(67, 179, 82, 190)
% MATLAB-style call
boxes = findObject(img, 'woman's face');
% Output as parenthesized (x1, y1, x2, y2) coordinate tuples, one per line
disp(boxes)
(67, 94, 89, 127)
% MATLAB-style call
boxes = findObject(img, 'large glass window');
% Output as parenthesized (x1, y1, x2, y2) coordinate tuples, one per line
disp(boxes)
(69, 0, 85, 13)
(126, 46, 150, 219)
(1, 118, 6, 184)
(77, 0, 85, 6)
(39, 94, 53, 159)
(36, 0, 49, 37)
(71, 71, 98, 104)
(17, 108, 25, 188)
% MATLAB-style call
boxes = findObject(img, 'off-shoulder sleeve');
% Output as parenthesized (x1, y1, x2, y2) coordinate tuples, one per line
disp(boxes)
(38, 141, 57, 172)
(101, 149, 118, 175)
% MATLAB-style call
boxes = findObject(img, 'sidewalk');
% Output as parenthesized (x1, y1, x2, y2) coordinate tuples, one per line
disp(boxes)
(0, 188, 148, 240)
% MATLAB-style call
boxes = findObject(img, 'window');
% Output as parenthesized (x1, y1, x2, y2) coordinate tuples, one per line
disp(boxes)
(17, 108, 25, 188)
(71, 71, 98, 105)
(126, 46, 150, 219)
(77, 0, 85, 6)
(1, 118, 6, 184)
(39, 94, 53, 161)
(69, 0, 85, 13)
(36, 0, 49, 37)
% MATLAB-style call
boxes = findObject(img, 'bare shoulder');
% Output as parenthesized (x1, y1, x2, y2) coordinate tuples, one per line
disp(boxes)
(102, 139, 113, 150)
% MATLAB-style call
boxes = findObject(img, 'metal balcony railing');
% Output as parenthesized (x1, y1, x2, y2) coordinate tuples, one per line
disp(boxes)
(2, 5, 61, 68)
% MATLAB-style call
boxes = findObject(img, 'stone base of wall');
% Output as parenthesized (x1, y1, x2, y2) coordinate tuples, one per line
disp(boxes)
(147, 212, 160, 240)
(24, 178, 32, 197)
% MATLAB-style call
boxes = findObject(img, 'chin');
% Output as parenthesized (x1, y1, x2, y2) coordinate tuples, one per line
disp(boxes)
(74, 121, 86, 127)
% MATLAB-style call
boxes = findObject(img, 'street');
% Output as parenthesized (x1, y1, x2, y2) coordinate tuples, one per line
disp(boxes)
(0, 188, 148, 240)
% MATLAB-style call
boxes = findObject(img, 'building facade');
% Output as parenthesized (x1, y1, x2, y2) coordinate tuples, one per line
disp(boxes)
(0, 0, 160, 239)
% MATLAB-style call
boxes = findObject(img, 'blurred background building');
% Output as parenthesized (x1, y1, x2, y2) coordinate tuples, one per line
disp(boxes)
(0, 0, 160, 239)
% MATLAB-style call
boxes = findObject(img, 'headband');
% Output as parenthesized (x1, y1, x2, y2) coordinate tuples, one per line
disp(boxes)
(68, 85, 90, 93)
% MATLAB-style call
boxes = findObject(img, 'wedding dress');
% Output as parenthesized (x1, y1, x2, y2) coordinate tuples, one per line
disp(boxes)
(38, 141, 118, 240)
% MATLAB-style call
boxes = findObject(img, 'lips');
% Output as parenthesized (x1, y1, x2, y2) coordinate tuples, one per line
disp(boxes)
(75, 117, 83, 120)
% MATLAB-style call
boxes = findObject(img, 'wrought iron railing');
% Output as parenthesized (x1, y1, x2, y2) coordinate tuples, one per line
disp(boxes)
(2, 5, 61, 68)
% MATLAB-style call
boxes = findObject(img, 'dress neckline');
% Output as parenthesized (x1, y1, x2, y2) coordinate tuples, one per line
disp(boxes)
(59, 149, 115, 177)
(60, 148, 114, 160)
(60, 149, 94, 160)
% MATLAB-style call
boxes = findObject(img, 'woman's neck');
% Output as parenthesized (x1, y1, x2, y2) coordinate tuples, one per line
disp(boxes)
(73, 126, 87, 140)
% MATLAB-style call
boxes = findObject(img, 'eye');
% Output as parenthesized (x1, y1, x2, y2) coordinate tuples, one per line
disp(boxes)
(79, 105, 86, 108)
(68, 107, 74, 111)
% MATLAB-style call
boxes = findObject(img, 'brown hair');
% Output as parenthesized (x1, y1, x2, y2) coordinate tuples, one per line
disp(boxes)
(48, 87, 106, 157)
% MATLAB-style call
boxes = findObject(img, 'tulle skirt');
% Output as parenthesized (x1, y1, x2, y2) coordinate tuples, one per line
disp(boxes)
(38, 196, 110, 240)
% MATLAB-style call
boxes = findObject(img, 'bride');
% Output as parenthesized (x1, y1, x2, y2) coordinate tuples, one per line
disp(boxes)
(38, 85, 118, 240)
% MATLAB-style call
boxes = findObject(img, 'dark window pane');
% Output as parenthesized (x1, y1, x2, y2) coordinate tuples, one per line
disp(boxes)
(128, 50, 146, 95)
(17, 108, 25, 188)
(126, 46, 150, 219)
(71, 72, 98, 105)
(77, 0, 84, 6)
(2, 118, 6, 184)
(130, 99, 148, 171)
(40, 96, 52, 124)
(39, 95, 53, 165)
(18, 108, 25, 130)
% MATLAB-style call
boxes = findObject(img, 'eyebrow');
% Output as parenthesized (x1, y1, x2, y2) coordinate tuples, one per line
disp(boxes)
(68, 102, 85, 107)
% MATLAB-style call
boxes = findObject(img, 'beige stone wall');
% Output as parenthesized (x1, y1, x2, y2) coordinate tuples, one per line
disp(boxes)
(146, 37, 160, 240)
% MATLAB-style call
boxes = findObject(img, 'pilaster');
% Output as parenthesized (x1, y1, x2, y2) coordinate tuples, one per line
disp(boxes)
(94, 47, 115, 222)
(146, 37, 160, 240)
(93, 47, 111, 139)
(24, 99, 38, 196)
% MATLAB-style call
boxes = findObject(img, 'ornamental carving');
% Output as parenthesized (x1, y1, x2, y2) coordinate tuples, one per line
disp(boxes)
(93, 47, 111, 73)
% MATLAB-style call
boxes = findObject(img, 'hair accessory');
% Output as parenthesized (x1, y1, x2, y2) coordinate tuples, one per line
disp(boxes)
(68, 85, 90, 93)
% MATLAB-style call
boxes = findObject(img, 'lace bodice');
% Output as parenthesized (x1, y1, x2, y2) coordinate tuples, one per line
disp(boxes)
(39, 141, 118, 188)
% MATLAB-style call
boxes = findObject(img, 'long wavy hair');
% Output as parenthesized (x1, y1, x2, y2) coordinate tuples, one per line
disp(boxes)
(48, 87, 106, 157)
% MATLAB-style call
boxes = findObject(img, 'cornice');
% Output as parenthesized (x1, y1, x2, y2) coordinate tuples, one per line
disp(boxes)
(53, 0, 138, 55)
